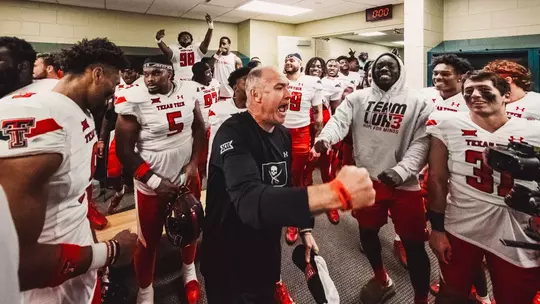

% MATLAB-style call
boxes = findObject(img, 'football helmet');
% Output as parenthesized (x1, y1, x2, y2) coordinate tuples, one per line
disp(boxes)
(165, 185, 204, 247)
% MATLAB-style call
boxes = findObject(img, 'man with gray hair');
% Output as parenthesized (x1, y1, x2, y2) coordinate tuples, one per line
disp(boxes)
(201, 66, 377, 303)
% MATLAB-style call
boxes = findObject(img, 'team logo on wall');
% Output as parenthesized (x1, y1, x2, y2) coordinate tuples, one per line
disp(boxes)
(262, 161, 287, 187)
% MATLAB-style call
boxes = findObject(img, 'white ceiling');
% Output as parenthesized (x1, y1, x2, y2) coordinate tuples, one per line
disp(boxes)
(337, 28, 404, 47)
(31, 0, 403, 24)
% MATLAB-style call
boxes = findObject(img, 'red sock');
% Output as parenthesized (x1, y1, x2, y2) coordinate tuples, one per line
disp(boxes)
(414, 294, 428, 304)
(374, 267, 388, 286)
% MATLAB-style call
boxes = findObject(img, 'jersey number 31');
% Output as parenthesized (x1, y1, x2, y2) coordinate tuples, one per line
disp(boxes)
(465, 150, 513, 197)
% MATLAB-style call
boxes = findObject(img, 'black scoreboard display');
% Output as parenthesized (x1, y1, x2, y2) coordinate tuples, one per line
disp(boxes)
(366, 5, 393, 22)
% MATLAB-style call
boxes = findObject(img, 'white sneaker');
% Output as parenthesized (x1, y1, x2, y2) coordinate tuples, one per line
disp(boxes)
(136, 285, 154, 304)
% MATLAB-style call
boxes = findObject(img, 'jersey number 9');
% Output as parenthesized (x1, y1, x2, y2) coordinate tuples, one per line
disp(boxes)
(180, 52, 195, 67)
(289, 91, 302, 112)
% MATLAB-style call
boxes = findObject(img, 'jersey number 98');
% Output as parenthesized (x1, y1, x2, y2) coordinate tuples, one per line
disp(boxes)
(289, 91, 302, 112)
(465, 150, 513, 197)
(180, 52, 195, 67)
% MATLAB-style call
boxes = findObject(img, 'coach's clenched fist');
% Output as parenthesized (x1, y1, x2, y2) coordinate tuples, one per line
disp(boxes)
(336, 166, 375, 210)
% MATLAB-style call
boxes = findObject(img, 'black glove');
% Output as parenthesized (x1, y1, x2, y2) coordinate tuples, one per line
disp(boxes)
(377, 169, 403, 188)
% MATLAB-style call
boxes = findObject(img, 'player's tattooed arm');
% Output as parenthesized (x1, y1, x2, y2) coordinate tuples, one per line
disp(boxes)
(156, 29, 173, 61)
(312, 104, 323, 137)
(0, 154, 94, 290)
(199, 13, 214, 54)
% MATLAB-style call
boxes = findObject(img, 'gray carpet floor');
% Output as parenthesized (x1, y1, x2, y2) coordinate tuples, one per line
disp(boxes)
(95, 173, 491, 304)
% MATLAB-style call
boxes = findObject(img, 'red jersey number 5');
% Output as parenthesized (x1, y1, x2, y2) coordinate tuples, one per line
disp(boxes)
(167, 111, 184, 136)
(289, 91, 302, 112)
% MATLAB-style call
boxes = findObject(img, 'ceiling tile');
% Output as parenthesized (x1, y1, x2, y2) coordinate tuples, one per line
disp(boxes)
(325, 1, 370, 14)
(293, 0, 347, 10)
(106, 0, 154, 13)
(31, 0, 60, 4)
(146, 0, 199, 17)
(57, 0, 105, 9)
(181, 3, 232, 20)
(344, 0, 400, 6)
(216, 9, 261, 20)
(204, 0, 250, 8)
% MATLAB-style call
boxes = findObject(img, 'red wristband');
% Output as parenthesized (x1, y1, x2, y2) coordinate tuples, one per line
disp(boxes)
(134, 162, 151, 180)
(49, 244, 84, 287)
(330, 179, 352, 210)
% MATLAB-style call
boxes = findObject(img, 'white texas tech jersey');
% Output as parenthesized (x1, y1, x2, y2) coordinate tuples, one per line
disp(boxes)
(426, 111, 540, 267)
(170, 43, 205, 81)
(4, 79, 58, 99)
(506, 91, 540, 120)
(115, 82, 198, 192)
(321, 77, 343, 109)
(0, 91, 98, 303)
(194, 78, 221, 129)
(424, 88, 468, 112)
(284, 75, 323, 129)
(337, 72, 359, 90)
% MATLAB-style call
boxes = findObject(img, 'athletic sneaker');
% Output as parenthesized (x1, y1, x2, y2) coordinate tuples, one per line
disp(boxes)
(88, 202, 108, 230)
(286, 227, 298, 245)
(359, 277, 396, 304)
(393, 240, 407, 269)
(326, 210, 340, 225)
(108, 185, 126, 214)
(429, 282, 440, 296)
(274, 281, 295, 304)
(184, 280, 200, 304)
(533, 292, 540, 304)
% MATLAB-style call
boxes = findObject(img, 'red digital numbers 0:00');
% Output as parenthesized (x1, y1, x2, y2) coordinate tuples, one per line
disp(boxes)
(372, 8, 390, 18)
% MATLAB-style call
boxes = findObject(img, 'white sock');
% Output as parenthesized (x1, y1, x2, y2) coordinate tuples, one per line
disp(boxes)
(182, 262, 197, 285)
(394, 235, 401, 242)
(115, 185, 126, 197)
(476, 294, 491, 304)
(136, 285, 154, 304)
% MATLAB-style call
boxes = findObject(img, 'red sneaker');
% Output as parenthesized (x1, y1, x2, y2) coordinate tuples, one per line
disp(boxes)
(393, 240, 407, 269)
(533, 292, 540, 304)
(274, 281, 295, 304)
(88, 203, 108, 230)
(286, 227, 298, 245)
(184, 280, 200, 304)
(326, 210, 340, 225)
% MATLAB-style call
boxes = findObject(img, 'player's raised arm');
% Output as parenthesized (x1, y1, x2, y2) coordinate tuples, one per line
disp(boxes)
(199, 14, 214, 54)
(156, 29, 173, 61)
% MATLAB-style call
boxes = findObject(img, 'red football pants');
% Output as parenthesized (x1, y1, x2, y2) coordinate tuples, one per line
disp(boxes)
(305, 108, 334, 185)
(134, 190, 198, 288)
(91, 275, 101, 304)
(439, 233, 540, 304)
(288, 125, 311, 187)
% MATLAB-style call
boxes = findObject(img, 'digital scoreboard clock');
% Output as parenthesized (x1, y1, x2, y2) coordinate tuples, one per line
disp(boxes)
(366, 5, 393, 22)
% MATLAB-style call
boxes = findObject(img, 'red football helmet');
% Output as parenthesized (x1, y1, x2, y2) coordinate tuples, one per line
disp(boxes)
(165, 185, 204, 248)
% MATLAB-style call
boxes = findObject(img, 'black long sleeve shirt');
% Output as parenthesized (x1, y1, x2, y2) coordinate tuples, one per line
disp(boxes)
(201, 111, 313, 302)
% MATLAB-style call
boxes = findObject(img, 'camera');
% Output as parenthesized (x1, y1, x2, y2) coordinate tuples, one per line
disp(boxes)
(484, 141, 540, 250)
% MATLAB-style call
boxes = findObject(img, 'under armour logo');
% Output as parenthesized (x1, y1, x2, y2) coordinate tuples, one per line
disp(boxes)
(509, 136, 524, 143)
(220, 140, 233, 154)
(515, 106, 525, 112)
(283, 151, 288, 158)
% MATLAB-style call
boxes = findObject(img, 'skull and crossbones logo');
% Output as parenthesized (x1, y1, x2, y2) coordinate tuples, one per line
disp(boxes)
(269, 165, 282, 184)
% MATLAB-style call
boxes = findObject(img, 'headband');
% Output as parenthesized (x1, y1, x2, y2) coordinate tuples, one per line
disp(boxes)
(143, 62, 173, 70)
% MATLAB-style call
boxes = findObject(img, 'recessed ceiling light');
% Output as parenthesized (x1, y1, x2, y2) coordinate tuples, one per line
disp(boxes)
(358, 32, 386, 37)
(237, 0, 311, 16)
(393, 41, 405, 45)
